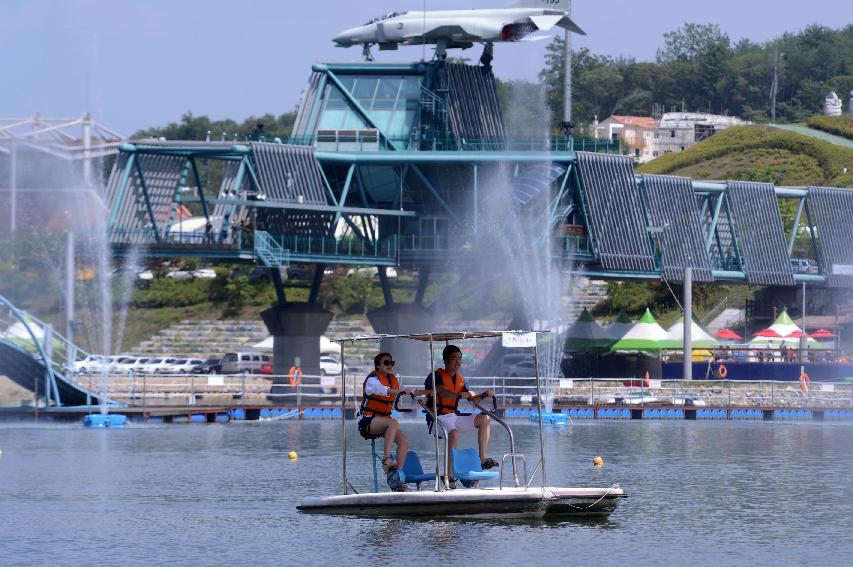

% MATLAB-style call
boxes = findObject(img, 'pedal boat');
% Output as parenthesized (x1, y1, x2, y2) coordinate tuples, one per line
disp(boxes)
(297, 331, 626, 519)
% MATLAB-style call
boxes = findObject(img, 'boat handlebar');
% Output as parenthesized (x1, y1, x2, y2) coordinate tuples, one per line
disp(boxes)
(393, 391, 414, 413)
(454, 394, 471, 416)
(477, 393, 498, 414)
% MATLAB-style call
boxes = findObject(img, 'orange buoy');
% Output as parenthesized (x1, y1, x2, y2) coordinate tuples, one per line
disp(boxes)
(799, 371, 811, 392)
(718, 364, 728, 379)
(288, 366, 303, 390)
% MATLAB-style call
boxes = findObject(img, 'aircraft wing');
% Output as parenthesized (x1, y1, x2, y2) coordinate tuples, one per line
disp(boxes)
(405, 24, 481, 43)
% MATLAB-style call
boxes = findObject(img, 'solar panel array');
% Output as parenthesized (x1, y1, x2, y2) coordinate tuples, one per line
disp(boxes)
(726, 180, 795, 286)
(807, 186, 853, 287)
(640, 174, 714, 282)
(575, 152, 656, 272)
(291, 72, 323, 138)
(250, 142, 327, 205)
(104, 152, 186, 243)
(442, 63, 507, 143)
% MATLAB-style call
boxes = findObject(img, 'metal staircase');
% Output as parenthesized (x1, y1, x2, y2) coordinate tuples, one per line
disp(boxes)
(412, 85, 452, 151)
(254, 231, 291, 268)
(0, 294, 123, 408)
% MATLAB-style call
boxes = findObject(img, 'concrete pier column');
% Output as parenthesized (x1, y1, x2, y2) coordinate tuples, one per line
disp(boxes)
(261, 303, 333, 402)
(367, 304, 433, 379)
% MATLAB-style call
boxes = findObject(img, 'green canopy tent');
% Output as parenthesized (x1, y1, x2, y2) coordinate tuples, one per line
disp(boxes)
(610, 309, 680, 353)
(564, 308, 611, 352)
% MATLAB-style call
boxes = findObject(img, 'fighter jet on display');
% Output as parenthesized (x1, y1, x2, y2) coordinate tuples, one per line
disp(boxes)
(333, 0, 585, 66)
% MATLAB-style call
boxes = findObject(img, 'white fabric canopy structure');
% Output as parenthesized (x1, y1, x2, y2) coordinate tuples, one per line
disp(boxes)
(253, 335, 341, 355)
(665, 318, 719, 348)
(604, 311, 634, 342)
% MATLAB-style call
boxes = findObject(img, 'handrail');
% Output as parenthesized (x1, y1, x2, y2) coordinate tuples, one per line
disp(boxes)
(473, 395, 521, 487)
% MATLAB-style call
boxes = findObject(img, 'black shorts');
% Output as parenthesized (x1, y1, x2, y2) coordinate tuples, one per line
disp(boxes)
(358, 415, 383, 440)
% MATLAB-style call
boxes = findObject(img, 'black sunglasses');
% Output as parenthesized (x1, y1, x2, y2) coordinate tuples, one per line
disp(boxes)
(381, 360, 395, 366)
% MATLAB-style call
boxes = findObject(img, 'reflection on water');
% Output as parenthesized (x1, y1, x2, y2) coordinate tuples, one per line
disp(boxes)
(1, 420, 852, 564)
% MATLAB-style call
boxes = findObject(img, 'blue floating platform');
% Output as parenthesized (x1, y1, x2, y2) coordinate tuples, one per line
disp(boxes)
(82, 414, 128, 428)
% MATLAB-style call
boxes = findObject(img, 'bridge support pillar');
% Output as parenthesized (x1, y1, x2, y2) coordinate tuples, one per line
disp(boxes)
(367, 304, 433, 378)
(261, 303, 333, 403)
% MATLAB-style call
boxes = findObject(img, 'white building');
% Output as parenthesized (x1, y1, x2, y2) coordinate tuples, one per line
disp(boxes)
(647, 112, 749, 161)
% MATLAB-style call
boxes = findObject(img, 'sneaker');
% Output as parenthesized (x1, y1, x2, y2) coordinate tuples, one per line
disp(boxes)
(387, 469, 405, 491)
(381, 457, 397, 474)
(481, 457, 500, 470)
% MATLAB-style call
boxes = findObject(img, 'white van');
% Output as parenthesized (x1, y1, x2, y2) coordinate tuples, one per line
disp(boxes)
(220, 351, 270, 374)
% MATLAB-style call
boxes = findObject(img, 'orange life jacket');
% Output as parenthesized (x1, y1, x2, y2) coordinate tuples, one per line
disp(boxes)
(361, 370, 399, 417)
(435, 368, 465, 415)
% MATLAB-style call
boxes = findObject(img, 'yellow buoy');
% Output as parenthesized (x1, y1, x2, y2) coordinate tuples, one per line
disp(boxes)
(288, 451, 298, 460)
(593, 456, 604, 468)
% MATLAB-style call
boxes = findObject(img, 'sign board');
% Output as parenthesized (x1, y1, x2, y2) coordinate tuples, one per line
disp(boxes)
(649, 379, 662, 389)
(502, 332, 537, 348)
(321, 375, 335, 388)
(207, 376, 224, 386)
(832, 264, 853, 276)
(559, 379, 574, 389)
(821, 383, 835, 392)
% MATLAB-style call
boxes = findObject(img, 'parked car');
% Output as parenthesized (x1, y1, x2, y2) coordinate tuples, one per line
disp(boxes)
(319, 355, 343, 376)
(157, 358, 204, 374)
(503, 358, 537, 377)
(191, 358, 222, 374)
(113, 356, 143, 374)
(73, 355, 108, 374)
(220, 351, 271, 374)
(137, 357, 177, 374)
(166, 268, 216, 280)
(346, 266, 397, 278)
(260, 361, 273, 375)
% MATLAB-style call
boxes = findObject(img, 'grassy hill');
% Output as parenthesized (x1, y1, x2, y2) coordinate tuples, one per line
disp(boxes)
(636, 125, 853, 187)
(807, 115, 853, 140)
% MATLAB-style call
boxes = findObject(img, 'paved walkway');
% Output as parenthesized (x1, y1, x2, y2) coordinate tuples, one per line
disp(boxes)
(773, 123, 853, 148)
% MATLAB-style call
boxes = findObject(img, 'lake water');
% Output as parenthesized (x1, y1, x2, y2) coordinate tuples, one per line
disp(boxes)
(1, 419, 852, 565)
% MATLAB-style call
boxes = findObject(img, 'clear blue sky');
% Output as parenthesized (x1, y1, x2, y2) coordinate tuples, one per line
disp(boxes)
(2, 0, 850, 135)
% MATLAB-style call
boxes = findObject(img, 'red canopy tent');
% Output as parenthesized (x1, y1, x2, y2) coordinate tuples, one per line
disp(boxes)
(714, 329, 742, 340)
(753, 328, 783, 337)
(810, 328, 838, 339)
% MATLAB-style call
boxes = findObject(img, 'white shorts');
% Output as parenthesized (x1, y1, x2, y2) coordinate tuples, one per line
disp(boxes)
(437, 413, 477, 433)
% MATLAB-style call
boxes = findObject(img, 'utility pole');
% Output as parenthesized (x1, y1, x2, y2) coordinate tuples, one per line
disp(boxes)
(770, 47, 781, 125)
(683, 267, 693, 380)
(561, 0, 573, 138)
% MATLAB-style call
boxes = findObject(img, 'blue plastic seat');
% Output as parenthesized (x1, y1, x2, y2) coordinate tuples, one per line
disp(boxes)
(400, 451, 436, 489)
(451, 447, 499, 485)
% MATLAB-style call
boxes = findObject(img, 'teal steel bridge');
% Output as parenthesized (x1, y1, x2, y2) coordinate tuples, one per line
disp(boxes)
(104, 61, 853, 291)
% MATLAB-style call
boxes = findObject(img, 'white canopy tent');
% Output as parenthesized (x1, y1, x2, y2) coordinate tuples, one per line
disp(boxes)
(253, 335, 342, 356)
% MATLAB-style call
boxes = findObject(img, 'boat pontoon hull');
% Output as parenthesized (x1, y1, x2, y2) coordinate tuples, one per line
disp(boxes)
(298, 486, 624, 519)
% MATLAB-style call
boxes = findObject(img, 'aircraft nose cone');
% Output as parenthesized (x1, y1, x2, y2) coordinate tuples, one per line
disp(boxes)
(333, 28, 356, 46)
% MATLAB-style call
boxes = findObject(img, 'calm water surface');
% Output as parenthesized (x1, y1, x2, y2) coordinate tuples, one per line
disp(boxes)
(1, 419, 852, 565)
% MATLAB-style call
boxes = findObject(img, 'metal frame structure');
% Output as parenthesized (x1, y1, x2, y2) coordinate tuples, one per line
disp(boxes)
(102, 60, 851, 289)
